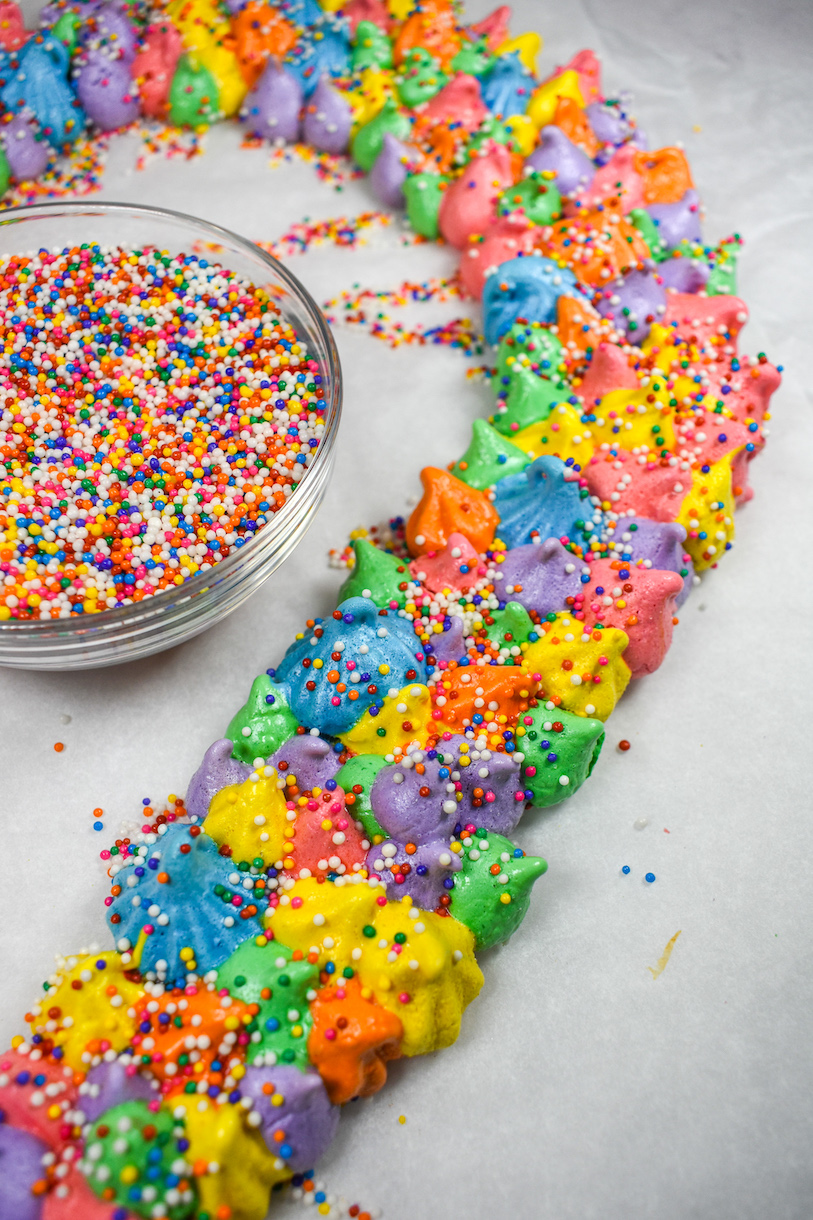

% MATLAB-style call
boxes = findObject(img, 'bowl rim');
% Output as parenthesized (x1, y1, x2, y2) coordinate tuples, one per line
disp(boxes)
(0, 198, 342, 636)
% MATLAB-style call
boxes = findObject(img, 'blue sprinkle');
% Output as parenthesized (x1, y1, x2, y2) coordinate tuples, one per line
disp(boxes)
(645, 872, 656, 884)
(621, 865, 631, 875)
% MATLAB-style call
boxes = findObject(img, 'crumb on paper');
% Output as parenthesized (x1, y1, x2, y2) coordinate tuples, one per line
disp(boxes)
(647, 931, 682, 980)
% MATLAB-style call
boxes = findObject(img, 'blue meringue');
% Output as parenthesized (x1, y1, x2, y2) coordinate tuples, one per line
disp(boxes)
(274, 597, 427, 737)
(482, 255, 578, 346)
(479, 50, 533, 118)
(493, 456, 585, 549)
(106, 824, 267, 984)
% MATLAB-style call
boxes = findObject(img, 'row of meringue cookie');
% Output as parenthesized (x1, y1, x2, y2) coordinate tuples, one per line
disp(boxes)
(0, 2, 783, 1218)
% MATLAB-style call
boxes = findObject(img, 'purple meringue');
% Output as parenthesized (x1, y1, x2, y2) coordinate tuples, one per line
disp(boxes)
(74, 49, 139, 130)
(79, 1059, 158, 1123)
(0, 1123, 46, 1220)
(39, 0, 114, 27)
(428, 614, 466, 664)
(525, 125, 595, 197)
(366, 836, 462, 908)
(596, 268, 666, 341)
(371, 736, 526, 844)
(241, 58, 303, 143)
(78, 1, 137, 63)
(647, 188, 702, 250)
(586, 101, 629, 146)
(240, 1065, 339, 1172)
(659, 257, 710, 294)
(268, 733, 341, 792)
(0, 111, 49, 182)
(186, 738, 252, 820)
(369, 131, 410, 207)
(497, 538, 583, 616)
(302, 74, 352, 154)
(621, 517, 694, 607)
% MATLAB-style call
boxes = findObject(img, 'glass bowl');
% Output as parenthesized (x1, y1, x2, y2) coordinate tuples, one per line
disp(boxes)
(0, 201, 341, 669)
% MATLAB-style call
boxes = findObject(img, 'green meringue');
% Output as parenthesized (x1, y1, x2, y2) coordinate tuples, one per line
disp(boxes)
(520, 703, 605, 808)
(450, 829, 547, 949)
(226, 674, 299, 764)
(499, 171, 562, 227)
(351, 20, 393, 72)
(169, 55, 220, 128)
(338, 538, 408, 608)
(451, 419, 529, 489)
(351, 99, 411, 173)
(396, 47, 447, 108)
(491, 363, 567, 436)
(335, 753, 389, 841)
(216, 937, 318, 1067)
(403, 170, 446, 239)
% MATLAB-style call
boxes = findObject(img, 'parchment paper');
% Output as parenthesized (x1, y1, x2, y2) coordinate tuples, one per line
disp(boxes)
(2, 2, 812, 1217)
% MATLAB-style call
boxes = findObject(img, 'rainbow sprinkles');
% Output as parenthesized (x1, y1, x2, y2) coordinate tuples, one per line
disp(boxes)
(0, 1, 782, 1219)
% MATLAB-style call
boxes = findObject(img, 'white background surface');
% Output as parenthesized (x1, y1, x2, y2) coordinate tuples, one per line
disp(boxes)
(2, 1, 813, 1217)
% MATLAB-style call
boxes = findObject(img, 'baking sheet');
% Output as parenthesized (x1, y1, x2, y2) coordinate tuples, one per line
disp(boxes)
(2, 1, 813, 1217)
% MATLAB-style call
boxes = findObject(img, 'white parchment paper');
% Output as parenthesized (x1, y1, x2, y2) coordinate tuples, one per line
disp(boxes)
(1, 1, 812, 1217)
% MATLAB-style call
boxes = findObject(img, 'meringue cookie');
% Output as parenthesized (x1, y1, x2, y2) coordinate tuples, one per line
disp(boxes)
(524, 123, 595, 197)
(0, 110, 48, 181)
(449, 830, 547, 948)
(438, 140, 514, 248)
(482, 254, 578, 345)
(186, 737, 253, 820)
(581, 558, 684, 678)
(458, 211, 539, 299)
(274, 596, 427, 737)
(241, 57, 303, 142)
(302, 73, 352, 152)
(79, 1059, 158, 1123)
(0, 1125, 47, 1220)
(408, 531, 484, 594)
(595, 268, 666, 342)
(74, 48, 140, 130)
(497, 537, 584, 616)
(492, 455, 585, 549)
(369, 130, 411, 205)
(479, 50, 533, 118)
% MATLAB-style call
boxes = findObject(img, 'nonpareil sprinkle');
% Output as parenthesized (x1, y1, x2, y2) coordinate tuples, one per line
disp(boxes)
(0, 242, 326, 619)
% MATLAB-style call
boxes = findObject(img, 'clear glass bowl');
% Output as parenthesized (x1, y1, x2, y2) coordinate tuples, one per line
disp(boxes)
(0, 201, 342, 669)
